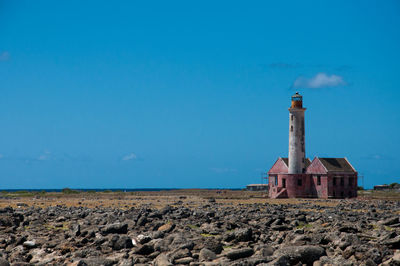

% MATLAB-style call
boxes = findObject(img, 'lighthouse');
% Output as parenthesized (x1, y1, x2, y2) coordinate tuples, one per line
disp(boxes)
(267, 92, 358, 198)
(288, 92, 306, 174)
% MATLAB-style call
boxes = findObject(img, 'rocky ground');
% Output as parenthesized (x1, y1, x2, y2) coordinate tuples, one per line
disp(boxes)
(0, 191, 399, 265)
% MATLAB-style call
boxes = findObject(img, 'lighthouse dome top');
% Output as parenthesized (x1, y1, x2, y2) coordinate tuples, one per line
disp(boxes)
(291, 92, 302, 101)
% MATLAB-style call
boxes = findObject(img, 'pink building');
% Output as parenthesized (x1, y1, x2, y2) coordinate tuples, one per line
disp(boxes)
(268, 157, 358, 198)
(267, 93, 358, 199)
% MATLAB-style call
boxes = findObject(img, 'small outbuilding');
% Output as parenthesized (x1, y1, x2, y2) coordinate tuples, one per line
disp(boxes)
(246, 184, 268, 191)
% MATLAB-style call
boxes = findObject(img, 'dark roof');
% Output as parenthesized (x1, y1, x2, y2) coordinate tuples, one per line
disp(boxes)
(281, 158, 311, 168)
(318, 158, 356, 172)
(292, 92, 302, 98)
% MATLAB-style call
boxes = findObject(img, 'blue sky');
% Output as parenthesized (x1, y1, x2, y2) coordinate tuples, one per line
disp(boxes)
(0, 1, 399, 189)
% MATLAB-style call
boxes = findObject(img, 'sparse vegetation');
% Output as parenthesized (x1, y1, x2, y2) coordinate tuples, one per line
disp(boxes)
(187, 224, 199, 229)
(297, 222, 312, 229)
(62, 188, 80, 194)
(201, 233, 218, 237)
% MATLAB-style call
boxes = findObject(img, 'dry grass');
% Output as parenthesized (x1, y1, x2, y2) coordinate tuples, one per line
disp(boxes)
(358, 190, 400, 200)
(0, 189, 398, 210)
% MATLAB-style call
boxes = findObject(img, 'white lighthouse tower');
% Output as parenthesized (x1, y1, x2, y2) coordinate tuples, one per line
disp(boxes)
(288, 92, 306, 174)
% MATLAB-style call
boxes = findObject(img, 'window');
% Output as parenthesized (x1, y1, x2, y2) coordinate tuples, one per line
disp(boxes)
(317, 175, 321, 186)
(275, 176, 278, 186)
(333, 177, 336, 185)
(340, 177, 344, 186)
(341, 191, 344, 198)
(282, 178, 286, 188)
(291, 115, 293, 121)
(292, 96, 301, 101)
(290, 125, 293, 132)
(348, 191, 352, 197)
(297, 179, 302, 186)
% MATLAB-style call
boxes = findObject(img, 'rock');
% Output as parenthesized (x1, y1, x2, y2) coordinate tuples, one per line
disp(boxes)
(337, 233, 360, 250)
(271, 224, 291, 231)
(273, 245, 325, 265)
(148, 211, 162, 219)
(154, 253, 172, 266)
(22, 240, 36, 249)
(394, 251, 400, 262)
(136, 234, 151, 244)
(56, 216, 66, 222)
(0, 258, 9, 266)
(118, 259, 133, 266)
(199, 248, 216, 262)
(291, 234, 311, 245)
(112, 235, 133, 250)
(174, 257, 194, 264)
(134, 244, 154, 255)
(157, 223, 175, 233)
(225, 247, 254, 260)
(170, 248, 191, 262)
(136, 216, 147, 227)
(151, 230, 164, 239)
(101, 223, 128, 235)
(364, 258, 378, 266)
(170, 235, 194, 250)
(152, 239, 169, 252)
(318, 255, 353, 266)
(255, 245, 274, 257)
(77, 257, 115, 266)
(203, 237, 223, 254)
(365, 248, 382, 264)
(342, 246, 354, 259)
(378, 217, 399, 226)
(16, 236, 27, 246)
(71, 223, 81, 236)
(383, 235, 400, 249)
(339, 224, 359, 233)
(234, 228, 252, 242)
(381, 250, 400, 266)
(200, 223, 219, 235)
(160, 205, 172, 215)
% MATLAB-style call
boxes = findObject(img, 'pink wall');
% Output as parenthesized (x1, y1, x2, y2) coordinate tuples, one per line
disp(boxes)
(306, 158, 327, 174)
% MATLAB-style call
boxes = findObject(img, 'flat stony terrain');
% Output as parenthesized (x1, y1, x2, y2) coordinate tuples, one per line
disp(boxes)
(0, 190, 399, 265)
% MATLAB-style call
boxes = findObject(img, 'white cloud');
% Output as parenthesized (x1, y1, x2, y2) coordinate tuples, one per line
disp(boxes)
(0, 51, 10, 61)
(293, 72, 346, 89)
(37, 155, 48, 161)
(362, 154, 393, 160)
(122, 153, 137, 161)
(37, 150, 51, 161)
